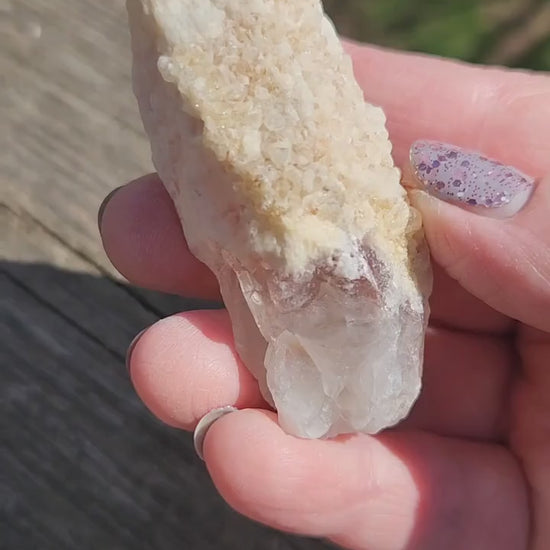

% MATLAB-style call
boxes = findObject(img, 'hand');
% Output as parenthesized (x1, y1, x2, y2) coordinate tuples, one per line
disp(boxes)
(99, 42, 550, 550)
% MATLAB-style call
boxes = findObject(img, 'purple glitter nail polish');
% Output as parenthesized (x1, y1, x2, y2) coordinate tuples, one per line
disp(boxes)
(410, 140, 535, 219)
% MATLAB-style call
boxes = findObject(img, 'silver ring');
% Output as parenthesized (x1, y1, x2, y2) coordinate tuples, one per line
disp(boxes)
(193, 406, 239, 460)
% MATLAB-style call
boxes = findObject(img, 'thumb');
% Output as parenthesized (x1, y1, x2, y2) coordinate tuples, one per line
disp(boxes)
(407, 141, 550, 332)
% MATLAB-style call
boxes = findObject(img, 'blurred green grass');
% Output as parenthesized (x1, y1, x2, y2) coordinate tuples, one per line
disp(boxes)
(324, 0, 550, 71)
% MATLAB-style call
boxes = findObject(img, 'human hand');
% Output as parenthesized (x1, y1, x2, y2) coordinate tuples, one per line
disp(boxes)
(99, 42, 550, 550)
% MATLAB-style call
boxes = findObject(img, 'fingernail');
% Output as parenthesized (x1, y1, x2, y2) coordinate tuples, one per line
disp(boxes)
(193, 406, 239, 461)
(98, 186, 123, 232)
(410, 140, 535, 219)
(126, 328, 147, 374)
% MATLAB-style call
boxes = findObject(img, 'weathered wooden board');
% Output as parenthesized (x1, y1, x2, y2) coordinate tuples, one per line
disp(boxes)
(1, 1, 333, 547)
(0, 267, 328, 549)
(1, 193, 331, 550)
(1, 0, 148, 269)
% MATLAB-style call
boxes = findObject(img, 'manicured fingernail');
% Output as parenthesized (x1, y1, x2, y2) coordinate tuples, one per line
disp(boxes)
(98, 186, 123, 231)
(125, 328, 147, 373)
(193, 406, 239, 461)
(410, 140, 535, 219)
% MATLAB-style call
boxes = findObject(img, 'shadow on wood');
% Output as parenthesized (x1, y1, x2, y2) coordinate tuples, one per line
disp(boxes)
(1, 261, 332, 550)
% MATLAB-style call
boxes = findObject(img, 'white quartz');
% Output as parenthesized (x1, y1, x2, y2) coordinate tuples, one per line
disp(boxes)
(127, 0, 432, 438)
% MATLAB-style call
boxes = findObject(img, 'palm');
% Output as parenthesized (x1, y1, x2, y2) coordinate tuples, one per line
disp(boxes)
(100, 43, 550, 549)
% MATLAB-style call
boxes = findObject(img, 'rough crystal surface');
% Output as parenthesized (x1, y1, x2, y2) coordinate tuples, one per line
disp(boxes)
(127, 0, 432, 439)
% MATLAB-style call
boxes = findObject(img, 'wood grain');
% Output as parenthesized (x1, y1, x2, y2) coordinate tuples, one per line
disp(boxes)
(0, 1, 332, 547)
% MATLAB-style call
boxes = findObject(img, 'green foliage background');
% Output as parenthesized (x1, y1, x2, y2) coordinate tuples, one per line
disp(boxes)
(323, 0, 550, 71)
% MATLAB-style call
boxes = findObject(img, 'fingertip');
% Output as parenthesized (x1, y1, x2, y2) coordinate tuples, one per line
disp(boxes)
(409, 189, 444, 215)
(129, 310, 264, 430)
(409, 189, 469, 275)
(410, 173, 550, 331)
(100, 174, 220, 299)
(98, 185, 124, 231)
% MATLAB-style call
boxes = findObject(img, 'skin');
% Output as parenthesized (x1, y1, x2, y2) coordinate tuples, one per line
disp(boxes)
(99, 42, 550, 549)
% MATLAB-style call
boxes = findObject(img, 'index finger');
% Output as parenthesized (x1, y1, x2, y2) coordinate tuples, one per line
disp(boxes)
(345, 41, 550, 175)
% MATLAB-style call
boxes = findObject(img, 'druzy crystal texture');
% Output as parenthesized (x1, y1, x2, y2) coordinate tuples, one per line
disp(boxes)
(127, 0, 432, 439)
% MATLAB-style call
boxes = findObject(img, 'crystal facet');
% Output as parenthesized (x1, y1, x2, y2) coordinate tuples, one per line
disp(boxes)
(127, 0, 432, 439)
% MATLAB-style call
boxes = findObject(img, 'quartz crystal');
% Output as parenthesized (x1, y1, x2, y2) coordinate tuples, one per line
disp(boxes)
(127, 0, 432, 439)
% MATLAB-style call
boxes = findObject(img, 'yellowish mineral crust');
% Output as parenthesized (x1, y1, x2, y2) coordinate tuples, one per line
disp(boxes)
(128, 0, 432, 439)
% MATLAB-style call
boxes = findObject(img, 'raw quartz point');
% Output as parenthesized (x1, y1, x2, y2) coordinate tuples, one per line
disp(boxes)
(127, 0, 432, 439)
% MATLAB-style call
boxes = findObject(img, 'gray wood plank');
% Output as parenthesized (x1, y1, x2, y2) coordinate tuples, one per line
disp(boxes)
(1, 203, 210, 351)
(1, 271, 330, 549)
(0, 0, 185, 315)
(1, 0, 148, 269)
